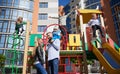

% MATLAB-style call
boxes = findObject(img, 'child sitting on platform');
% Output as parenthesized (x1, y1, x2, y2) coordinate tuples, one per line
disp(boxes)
(15, 17, 27, 36)
(88, 14, 104, 38)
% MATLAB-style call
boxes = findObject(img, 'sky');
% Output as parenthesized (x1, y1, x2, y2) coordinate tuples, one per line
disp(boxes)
(59, 0, 70, 6)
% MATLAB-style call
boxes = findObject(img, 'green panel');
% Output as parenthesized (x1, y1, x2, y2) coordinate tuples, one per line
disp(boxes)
(29, 34, 42, 46)
(114, 43, 120, 51)
(85, 43, 88, 51)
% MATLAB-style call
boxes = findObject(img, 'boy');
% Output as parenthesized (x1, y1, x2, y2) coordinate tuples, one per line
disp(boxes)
(88, 14, 104, 38)
(52, 26, 61, 41)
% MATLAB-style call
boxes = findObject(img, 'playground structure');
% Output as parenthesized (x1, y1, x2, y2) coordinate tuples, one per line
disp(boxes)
(1, 9, 120, 74)
(77, 9, 120, 74)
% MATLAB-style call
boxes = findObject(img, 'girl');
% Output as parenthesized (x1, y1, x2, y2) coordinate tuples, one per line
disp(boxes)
(15, 17, 26, 35)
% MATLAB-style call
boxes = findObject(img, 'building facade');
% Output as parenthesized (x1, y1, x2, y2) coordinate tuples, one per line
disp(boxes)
(0, 0, 34, 73)
(37, 0, 59, 33)
(64, 0, 81, 34)
(110, 0, 120, 46)
(85, 0, 101, 9)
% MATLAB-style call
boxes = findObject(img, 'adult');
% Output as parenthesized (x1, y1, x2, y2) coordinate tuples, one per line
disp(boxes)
(46, 32, 60, 74)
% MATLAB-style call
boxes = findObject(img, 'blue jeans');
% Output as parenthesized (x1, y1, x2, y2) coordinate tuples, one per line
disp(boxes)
(48, 58, 59, 74)
(34, 63, 47, 74)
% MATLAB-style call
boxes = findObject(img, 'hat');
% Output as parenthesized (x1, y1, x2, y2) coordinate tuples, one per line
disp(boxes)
(53, 26, 59, 30)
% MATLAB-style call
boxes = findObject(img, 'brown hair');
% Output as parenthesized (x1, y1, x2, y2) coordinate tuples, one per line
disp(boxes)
(16, 17, 23, 24)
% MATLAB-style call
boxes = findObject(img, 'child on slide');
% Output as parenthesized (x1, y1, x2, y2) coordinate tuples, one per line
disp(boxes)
(88, 14, 104, 38)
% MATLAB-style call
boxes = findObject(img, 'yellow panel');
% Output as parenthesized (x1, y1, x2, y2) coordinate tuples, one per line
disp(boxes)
(82, 14, 93, 23)
(72, 47, 75, 50)
(118, 48, 120, 54)
(67, 46, 69, 50)
(69, 34, 81, 46)
(67, 43, 69, 50)
(77, 9, 102, 14)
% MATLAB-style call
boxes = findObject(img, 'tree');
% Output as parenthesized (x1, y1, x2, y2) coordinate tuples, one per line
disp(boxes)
(0, 54, 6, 72)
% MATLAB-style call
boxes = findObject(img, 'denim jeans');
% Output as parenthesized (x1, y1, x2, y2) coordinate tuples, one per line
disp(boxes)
(34, 63, 47, 74)
(48, 58, 59, 74)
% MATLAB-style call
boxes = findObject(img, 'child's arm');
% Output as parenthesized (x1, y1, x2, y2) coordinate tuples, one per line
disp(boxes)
(88, 19, 92, 26)
(49, 16, 59, 19)
(22, 21, 27, 25)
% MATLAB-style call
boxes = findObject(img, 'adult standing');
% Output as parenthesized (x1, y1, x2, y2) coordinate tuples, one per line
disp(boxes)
(46, 32, 60, 74)
(33, 38, 47, 74)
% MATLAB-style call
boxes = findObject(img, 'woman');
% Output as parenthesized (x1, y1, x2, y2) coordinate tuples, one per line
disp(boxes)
(33, 38, 47, 74)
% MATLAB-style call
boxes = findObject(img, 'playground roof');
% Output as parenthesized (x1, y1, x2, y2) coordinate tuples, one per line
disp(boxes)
(77, 9, 102, 14)
(76, 9, 103, 23)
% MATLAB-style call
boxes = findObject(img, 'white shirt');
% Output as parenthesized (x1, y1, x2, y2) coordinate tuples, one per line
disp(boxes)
(88, 19, 100, 26)
(46, 39, 60, 61)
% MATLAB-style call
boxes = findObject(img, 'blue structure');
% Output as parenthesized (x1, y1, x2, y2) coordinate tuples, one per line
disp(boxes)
(110, 0, 120, 46)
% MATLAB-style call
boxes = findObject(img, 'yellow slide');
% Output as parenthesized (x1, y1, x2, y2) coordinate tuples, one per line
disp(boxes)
(92, 43, 120, 74)
(102, 43, 120, 65)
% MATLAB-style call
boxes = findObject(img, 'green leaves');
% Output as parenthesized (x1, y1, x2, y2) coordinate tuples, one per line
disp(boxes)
(0, 54, 6, 68)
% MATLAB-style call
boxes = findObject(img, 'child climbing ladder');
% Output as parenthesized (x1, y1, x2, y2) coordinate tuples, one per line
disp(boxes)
(15, 17, 27, 36)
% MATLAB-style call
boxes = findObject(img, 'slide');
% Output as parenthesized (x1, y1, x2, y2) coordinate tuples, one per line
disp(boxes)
(92, 42, 120, 74)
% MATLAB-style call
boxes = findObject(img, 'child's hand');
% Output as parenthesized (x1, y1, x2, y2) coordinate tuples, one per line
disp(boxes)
(51, 40, 54, 43)
(35, 41, 38, 47)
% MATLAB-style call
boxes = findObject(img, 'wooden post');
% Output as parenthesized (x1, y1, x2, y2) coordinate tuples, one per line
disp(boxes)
(22, 21, 30, 74)
(100, 15, 105, 28)
(79, 14, 83, 36)
(82, 33, 88, 74)
(79, 14, 88, 74)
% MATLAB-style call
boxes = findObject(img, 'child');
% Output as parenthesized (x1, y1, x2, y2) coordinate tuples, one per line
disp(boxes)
(88, 14, 104, 38)
(52, 26, 61, 41)
(15, 17, 27, 35)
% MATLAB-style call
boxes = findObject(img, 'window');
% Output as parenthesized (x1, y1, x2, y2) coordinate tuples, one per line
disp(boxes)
(7, 0, 13, 6)
(72, 6, 75, 8)
(72, 18, 75, 21)
(0, 35, 6, 48)
(72, 12, 75, 14)
(0, 9, 5, 18)
(38, 25, 46, 32)
(71, 0, 74, 2)
(0, 21, 8, 32)
(38, 13, 48, 20)
(73, 32, 76, 34)
(14, 0, 19, 6)
(73, 25, 76, 28)
(0, 50, 3, 54)
(39, 2, 48, 8)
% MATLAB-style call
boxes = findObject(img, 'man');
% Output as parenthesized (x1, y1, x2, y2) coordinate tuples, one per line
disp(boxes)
(46, 32, 60, 74)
